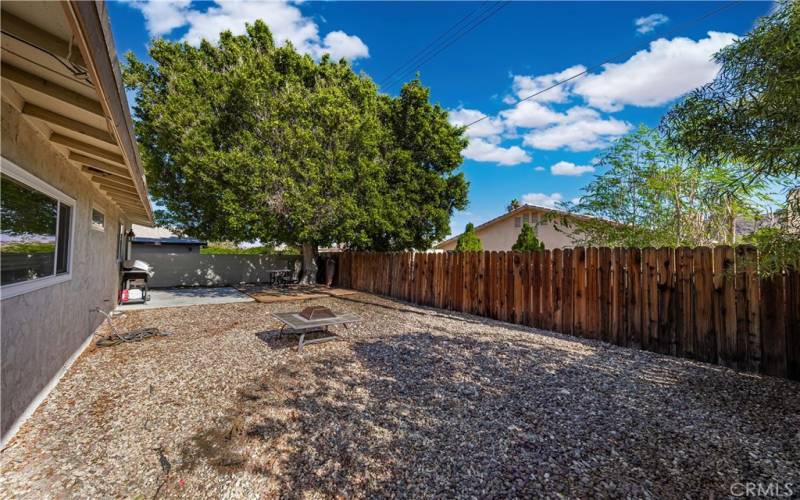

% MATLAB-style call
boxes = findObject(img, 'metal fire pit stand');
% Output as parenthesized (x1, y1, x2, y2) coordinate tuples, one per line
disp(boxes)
(271, 312, 362, 353)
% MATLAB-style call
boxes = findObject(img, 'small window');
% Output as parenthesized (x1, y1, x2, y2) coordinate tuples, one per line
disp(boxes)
(514, 217, 521, 228)
(522, 214, 530, 224)
(1, 158, 74, 297)
(91, 208, 105, 232)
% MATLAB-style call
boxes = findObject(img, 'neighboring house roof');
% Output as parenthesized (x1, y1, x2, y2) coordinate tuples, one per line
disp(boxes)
(1, 1, 153, 224)
(131, 224, 205, 245)
(436, 204, 598, 249)
(132, 237, 206, 246)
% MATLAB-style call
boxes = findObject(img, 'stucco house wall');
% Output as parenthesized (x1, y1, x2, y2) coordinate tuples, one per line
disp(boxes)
(438, 206, 579, 251)
(0, 101, 130, 436)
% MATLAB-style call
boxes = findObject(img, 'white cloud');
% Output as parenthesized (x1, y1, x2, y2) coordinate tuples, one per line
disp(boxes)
(573, 31, 737, 111)
(319, 31, 369, 60)
(510, 65, 587, 103)
(521, 192, 564, 209)
(448, 107, 504, 139)
(129, 0, 191, 37)
(522, 107, 631, 152)
(635, 13, 669, 34)
(534, 166, 545, 171)
(502, 95, 517, 105)
(449, 107, 531, 166)
(500, 101, 564, 129)
(463, 138, 531, 166)
(129, 0, 369, 61)
(550, 161, 595, 176)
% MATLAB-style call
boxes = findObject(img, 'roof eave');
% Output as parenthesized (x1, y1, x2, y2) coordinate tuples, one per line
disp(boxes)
(63, 1, 153, 226)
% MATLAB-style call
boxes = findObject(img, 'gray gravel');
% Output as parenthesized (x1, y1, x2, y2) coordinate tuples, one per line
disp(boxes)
(1, 292, 798, 499)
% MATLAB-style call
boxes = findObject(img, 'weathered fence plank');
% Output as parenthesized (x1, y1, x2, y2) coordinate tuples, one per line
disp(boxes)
(598, 248, 612, 344)
(562, 248, 574, 337)
(586, 247, 599, 340)
(542, 250, 553, 331)
(786, 269, 800, 381)
(656, 247, 675, 355)
(552, 249, 563, 333)
(573, 247, 587, 338)
(694, 247, 716, 363)
(760, 273, 787, 378)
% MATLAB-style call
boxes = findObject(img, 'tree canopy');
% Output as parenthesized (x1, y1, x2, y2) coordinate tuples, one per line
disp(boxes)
(506, 199, 521, 212)
(512, 223, 544, 251)
(455, 223, 482, 252)
(555, 126, 772, 248)
(663, 0, 799, 182)
(124, 21, 468, 280)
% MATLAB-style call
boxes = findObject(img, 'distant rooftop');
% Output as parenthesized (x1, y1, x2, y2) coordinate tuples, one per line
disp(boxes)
(131, 224, 206, 246)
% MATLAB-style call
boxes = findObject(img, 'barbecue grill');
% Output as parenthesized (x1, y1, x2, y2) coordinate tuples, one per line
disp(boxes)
(119, 259, 153, 304)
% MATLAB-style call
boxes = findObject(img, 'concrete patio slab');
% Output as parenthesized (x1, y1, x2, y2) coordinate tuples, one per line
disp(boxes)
(116, 287, 254, 311)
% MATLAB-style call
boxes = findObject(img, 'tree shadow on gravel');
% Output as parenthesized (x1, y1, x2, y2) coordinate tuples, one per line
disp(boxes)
(178, 330, 800, 499)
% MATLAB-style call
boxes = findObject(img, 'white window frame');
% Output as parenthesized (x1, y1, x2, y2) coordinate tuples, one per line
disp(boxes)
(1, 157, 75, 300)
(90, 205, 105, 232)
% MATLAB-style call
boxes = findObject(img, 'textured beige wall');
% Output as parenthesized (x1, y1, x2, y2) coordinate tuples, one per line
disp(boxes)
(1, 101, 129, 437)
(439, 207, 579, 251)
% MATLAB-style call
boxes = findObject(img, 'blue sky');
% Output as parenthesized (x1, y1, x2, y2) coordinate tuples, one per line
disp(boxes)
(107, 1, 772, 239)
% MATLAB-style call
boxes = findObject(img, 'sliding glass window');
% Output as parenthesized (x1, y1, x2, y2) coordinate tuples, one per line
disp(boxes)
(1, 159, 74, 295)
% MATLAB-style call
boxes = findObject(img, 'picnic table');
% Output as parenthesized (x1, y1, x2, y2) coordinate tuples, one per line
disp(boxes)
(271, 311, 362, 353)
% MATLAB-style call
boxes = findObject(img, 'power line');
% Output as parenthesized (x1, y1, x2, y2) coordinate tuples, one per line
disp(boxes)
(463, 0, 743, 129)
(382, 1, 511, 91)
(383, 1, 510, 90)
(377, 1, 492, 87)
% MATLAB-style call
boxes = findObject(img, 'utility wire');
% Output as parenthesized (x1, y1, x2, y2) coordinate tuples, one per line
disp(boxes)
(463, 0, 743, 129)
(382, 1, 511, 91)
(377, 1, 491, 86)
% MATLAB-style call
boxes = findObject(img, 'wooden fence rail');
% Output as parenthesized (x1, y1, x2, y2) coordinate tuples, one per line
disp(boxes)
(335, 247, 800, 381)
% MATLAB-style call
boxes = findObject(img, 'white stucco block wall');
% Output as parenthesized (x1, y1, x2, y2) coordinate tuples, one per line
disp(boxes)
(1, 101, 130, 438)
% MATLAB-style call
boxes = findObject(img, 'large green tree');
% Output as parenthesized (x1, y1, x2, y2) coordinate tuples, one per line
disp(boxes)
(124, 22, 467, 282)
(663, 0, 799, 181)
(661, 0, 799, 272)
(554, 126, 771, 247)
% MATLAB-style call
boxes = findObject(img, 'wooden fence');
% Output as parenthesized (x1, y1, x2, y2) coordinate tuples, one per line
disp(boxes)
(335, 247, 800, 381)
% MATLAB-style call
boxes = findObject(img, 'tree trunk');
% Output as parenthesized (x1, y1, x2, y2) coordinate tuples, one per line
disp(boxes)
(300, 242, 318, 284)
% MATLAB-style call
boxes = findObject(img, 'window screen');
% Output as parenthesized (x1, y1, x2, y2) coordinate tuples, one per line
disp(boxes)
(514, 217, 521, 228)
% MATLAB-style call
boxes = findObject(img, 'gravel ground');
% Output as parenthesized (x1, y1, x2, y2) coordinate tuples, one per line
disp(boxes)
(1, 292, 799, 499)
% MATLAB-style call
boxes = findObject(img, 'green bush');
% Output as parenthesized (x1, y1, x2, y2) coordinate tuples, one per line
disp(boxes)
(455, 223, 482, 252)
(512, 223, 545, 251)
